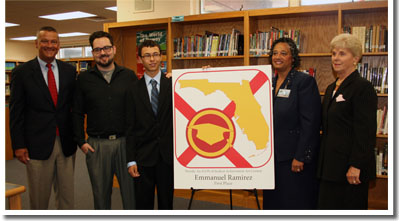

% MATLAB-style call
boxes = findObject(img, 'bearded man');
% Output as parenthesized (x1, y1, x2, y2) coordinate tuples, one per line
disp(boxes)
(72, 31, 137, 209)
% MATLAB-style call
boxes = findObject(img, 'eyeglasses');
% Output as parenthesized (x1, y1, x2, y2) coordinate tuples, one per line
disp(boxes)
(92, 46, 113, 54)
(141, 53, 161, 59)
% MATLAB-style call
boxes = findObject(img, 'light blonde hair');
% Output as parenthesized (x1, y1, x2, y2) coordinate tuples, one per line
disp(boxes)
(330, 33, 362, 60)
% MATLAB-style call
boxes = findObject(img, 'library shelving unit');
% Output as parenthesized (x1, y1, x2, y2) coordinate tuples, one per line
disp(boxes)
(5, 60, 25, 101)
(5, 60, 25, 160)
(60, 57, 95, 75)
(104, 18, 170, 76)
(104, 0, 388, 209)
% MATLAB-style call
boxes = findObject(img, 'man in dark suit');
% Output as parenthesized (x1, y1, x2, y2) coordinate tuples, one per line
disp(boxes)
(126, 40, 174, 209)
(9, 26, 77, 209)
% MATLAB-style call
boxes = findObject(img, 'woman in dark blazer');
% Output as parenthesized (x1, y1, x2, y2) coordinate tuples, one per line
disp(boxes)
(317, 33, 377, 209)
(263, 38, 321, 209)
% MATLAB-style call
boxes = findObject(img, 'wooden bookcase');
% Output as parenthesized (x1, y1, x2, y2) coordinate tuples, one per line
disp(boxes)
(104, 1, 388, 210)
(104, 18, 170, 75)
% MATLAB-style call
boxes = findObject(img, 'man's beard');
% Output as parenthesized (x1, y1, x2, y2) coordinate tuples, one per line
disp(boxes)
(96, 55, 114, 68)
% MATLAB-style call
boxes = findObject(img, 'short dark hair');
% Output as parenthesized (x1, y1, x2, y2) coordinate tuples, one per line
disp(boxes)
(268, 37, 301, 69)
(138, 40, 161, 57)
(89, 31, 114, 48)
(36, 26, 58, 38)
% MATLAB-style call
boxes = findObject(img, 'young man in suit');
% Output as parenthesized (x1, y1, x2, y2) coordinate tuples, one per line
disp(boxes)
(73, 31, 137, 209)
(9, 26, 77, 209)
(126, 40, 174, 209)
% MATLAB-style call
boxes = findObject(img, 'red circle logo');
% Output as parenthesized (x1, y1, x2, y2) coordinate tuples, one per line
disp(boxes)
(186, 108, 236, 158)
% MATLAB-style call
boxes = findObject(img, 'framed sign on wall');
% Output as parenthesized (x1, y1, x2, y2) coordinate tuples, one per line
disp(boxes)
(134, 0, 154, 13)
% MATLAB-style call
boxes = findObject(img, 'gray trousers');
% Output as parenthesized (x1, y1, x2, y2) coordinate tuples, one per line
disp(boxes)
(86, 136, 135, 209)
(26, 136, 75, 209)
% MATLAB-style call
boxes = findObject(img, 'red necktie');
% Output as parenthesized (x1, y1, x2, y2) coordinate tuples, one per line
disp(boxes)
(47, 63, 59, 136)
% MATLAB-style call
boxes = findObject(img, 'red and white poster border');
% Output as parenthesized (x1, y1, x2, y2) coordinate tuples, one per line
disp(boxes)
(173, 65, 274, 189)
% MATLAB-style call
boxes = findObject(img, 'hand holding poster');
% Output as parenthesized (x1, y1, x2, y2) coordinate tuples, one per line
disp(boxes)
(173, 65, 274, 189)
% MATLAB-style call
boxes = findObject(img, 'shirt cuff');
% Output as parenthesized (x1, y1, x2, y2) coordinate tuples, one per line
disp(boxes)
(127, 161, 137, 168)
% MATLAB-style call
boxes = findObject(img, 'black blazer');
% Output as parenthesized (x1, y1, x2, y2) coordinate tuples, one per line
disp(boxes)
(9, 58, 77, 160)
(273, 69, 321, 163)
(126, 73, 173, 167)
(317, 70, 377, 183)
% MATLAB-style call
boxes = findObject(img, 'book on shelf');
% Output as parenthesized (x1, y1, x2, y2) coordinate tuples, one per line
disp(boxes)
(173, 28, 243, 58)
(5, 62, 16, 71)
(210, 35, 220, 57)
(161, 61, 167, 73)
(376, 106, 388, 135)
(250, 27, 301, 56)
(79, 61, 88, 71)
(5, 85, 10, 96)
(229, 28, 242, 56)
(6, 73, 10, 84)
(375, 143, 388, 176)
(237, 34, 244, 55)
(357, 61, 388, 94)
(342, 25, 387, 53)
(299, 68, 316, 78)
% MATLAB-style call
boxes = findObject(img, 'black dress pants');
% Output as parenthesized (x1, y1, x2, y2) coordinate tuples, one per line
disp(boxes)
(318, 179, 369, 209)
(134, 159, 174, 210)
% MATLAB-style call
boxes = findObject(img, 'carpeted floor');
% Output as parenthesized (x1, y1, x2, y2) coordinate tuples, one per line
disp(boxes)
(5, 150, 252, 210)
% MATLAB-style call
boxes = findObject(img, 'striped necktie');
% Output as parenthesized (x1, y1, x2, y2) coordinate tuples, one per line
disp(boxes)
(150, 79, 159, 115)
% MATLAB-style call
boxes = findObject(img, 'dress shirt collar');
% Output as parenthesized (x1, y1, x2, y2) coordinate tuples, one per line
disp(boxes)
(144, 70, 162, 87)
(37, 56, 56, 69)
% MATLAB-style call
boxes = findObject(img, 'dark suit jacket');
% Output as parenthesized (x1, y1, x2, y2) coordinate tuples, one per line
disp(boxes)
(317, 70, 377, 183)
(273, 69, 321, 163)
(9, 57, 77, 160)
(126, 73, 173, 167)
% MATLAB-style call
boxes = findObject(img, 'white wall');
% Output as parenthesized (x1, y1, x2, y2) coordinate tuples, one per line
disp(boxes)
(117, 0, 199, 22)
(5, 41, 37, 62)
(117, 0, 300, 22)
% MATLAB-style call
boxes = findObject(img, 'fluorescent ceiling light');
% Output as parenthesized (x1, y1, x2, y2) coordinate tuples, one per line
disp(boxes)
(105, 6, 117, 11)
(6, 22, 20, 27)
(59, 32, 90, 37)
(301, 0, 351, 6)
(39, 11, 96, 20)
(10, 36, 36, 41)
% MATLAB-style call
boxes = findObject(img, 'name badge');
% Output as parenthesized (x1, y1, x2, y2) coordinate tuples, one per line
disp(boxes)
(277, 89, 291, 98)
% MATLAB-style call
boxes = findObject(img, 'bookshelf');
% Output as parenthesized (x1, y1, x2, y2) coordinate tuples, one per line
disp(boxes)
(104, 18, 170, 76)
(60, 57, 95, 74)
(104, 0, 388, 210)
(5, 60, 24, 102)
(5, 60, 25, 161)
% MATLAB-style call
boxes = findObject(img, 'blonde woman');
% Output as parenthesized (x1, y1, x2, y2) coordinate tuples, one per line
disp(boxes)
(317, 33, 377, 209)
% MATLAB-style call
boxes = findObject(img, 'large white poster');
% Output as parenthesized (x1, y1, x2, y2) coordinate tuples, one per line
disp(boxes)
(173, 65, 274, 189)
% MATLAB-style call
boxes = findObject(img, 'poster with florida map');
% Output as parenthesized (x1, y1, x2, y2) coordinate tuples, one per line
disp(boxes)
(173, 65, 274, 189)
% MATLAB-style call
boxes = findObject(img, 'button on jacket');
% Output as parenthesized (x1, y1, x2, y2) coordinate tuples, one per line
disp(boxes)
(73, 63, 137, 147)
